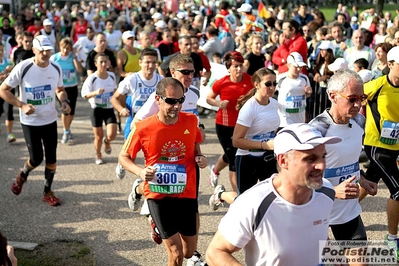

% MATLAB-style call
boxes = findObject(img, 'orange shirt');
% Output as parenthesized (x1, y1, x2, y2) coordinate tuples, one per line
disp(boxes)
(212, 73, 253, 127)
(123, 112, 202, 200)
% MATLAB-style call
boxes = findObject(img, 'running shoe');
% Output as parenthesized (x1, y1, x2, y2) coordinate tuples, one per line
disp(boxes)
(95, 154, 103, 165)
(128, 179, 142, 211)
(209, 165, 219, 188)
(384, 234, 399, 261)
(68, 130, 73, 140)
(140, 199, 150, 216)
(61, 131, 69, 144)
(103, 137, 111, 154)
(43, 191, 61, 206)
(6, 133, 16, 143)
(186, 251, 207, 266)
(209, 184, 225, 211)
(115, 162, 126, 179)
(11, 172, 26, 195)
(150, 217, 162, 245)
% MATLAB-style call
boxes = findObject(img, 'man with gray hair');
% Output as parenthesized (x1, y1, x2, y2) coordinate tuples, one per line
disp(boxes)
(206, 123, 340, 265)
(309, 70, 377, 260)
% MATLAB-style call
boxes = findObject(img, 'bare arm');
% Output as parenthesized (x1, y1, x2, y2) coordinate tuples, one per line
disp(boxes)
(232, 124, 273, 150)
(70, 22, 76, 40)
(243, 59, 250, 73)
(110, 90, 130, 116)
(56, 86, 71, 114)
(206, 230, 242, 266)
(0, 82, 36, 114)
(119, 150, 157, 181)
(117, 50, 131, 77)
(158, 66, 166, 77)
(206, 90, 228, 109)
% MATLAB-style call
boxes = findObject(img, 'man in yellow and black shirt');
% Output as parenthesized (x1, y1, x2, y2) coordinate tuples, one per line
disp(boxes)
(363, 46, 399, 248)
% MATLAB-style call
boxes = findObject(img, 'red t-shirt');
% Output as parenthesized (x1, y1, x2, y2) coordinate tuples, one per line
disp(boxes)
(215, 9, 230, 32)
(212, 73, 253, 127)
(123, 112, 202, 200)
(27, 25, 42, 36)
(198, 52, 211, 72)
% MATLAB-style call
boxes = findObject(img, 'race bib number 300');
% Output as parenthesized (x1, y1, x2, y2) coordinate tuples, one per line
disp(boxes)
(380, 120, 399, 145)
(25, 84, 53, 105)
(148, 164, 187, 194)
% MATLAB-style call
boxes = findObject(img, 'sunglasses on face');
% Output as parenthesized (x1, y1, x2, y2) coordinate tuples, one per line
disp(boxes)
(337, 92, 367, 103)
(265, 81, 278, 87)
(175, 69, 195, 75)
(159, 95, 186, 105)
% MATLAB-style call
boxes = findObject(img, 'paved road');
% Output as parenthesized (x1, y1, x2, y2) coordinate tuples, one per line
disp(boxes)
(0, 96, 393, 265)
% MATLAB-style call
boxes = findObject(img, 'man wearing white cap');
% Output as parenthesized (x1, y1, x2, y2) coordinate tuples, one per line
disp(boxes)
(361, 46, 399, 255)
(0, 35, 70, 206)
(276, 52, 312, 127)
(310, 70, 377, 262)
(117, 31, 141, 80)
(206, 123, 339, 265)
(151, 12, 163, 23)
(35, 18, 59, 53)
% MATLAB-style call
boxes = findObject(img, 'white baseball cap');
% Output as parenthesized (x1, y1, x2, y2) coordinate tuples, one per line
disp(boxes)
(387, 46, 399, 63)
(287, 52, 307, 67)
(328, 58, 349, 72)
(351, 16, 358, 22)
(43, 18, 53, 26)
(358, 69, 373, 83)
(33, 35, 54, 51)
(151, 12, 163, 20)
(237, 3, 252, 13)
(274, 123, 341, 156)
(154, 20, 166, 29)
(318, 41, 334, 51)
(122, 30, 135, 40)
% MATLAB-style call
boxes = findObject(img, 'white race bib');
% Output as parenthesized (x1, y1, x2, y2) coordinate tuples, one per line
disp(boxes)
(148, 163, 187, 194)
(380, 120, 399, 145)
(25, 84, 53, 105)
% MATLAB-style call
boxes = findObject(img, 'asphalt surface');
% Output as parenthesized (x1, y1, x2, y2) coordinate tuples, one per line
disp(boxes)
(0, 96, 394, 265)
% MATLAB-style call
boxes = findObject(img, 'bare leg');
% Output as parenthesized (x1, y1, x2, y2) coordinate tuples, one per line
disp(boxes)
(214, 154, 228, 173)
(220, 191, 238, 205)
(5, 120, 13, 134)
(229, 171, 237, 193)
(92, 127, 104, 156)
(387, 198, 399, 236)
(62, 114, 74, 131)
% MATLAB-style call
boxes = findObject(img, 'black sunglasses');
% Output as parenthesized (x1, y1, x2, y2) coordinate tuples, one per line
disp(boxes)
(265, 81, 278, 87)
(159, 95, 186, 105)
(176, 69, 195, 75)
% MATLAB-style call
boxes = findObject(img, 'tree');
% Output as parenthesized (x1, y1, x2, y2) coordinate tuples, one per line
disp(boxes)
(376, 0, 384, 15)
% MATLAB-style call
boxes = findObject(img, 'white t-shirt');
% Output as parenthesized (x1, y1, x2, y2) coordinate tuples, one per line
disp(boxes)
(344, 46, 376, 70)
(73, 36, 95, 68)
(117, 72, 163, 114)
(81, 71, 116, 109)
(135, 85, 200, 121)
(236, 97, 280, 156)
(4, 58, 63, 126)
(104, 30, 122, 51)
(218, 175, 334, 266)
(309, 110, 364, 225)
(277, 73, 310, 127)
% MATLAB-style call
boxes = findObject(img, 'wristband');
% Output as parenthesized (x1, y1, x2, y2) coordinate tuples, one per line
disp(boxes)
(199, 123, 205, 129)
(196, 154, 205, 157)
(63, 99, 70, 104)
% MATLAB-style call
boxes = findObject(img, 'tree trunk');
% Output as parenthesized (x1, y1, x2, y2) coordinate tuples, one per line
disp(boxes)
(376, 0, 384, 16)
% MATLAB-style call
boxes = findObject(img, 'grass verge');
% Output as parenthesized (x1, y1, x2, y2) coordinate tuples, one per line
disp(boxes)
(14, 240, 95, 266)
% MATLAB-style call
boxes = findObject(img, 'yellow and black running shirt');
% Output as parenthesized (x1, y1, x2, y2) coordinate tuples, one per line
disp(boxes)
(364, 75, 399, 150)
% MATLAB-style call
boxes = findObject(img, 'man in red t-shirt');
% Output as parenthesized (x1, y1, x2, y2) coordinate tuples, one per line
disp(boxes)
(26, 18, 42, 36)
(119, 77, 207, 264)
(272, 19, 308, 75)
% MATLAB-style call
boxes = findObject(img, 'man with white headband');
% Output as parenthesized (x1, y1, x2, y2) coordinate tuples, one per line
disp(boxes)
(206, 123, 340, 265)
